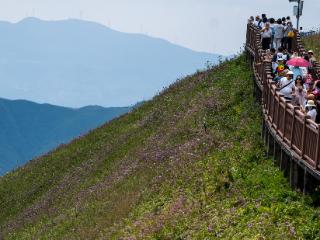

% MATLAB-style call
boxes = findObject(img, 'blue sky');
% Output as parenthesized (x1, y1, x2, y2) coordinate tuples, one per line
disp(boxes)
(0, 0, 319, 55)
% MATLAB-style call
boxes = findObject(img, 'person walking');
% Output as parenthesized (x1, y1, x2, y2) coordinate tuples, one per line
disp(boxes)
(269, 18, 276, 48)
(278, 71, 295, 99)
(261, 23, 272, 50)
(258, 14, 267, 28)
(284, 21, 294, 51)
(273, 19, 284, 50)
(292, 75, 307, 107)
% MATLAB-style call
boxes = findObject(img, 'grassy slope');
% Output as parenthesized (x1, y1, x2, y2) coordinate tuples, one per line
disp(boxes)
(1, 55, 320, 239)
(303, 33, 320, 57)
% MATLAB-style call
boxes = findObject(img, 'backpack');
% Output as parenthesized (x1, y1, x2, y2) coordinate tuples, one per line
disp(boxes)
(288, 31, 295, 38)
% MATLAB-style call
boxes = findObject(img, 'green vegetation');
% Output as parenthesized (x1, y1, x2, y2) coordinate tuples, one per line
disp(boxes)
(303, 33, 320, 57)
(1, 55, 320, 239)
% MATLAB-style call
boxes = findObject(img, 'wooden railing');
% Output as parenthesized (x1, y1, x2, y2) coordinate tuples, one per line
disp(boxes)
(246, 23, 320, 170)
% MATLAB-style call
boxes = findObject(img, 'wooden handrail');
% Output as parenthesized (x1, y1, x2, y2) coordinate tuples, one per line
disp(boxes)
(246, 23, 320, 170)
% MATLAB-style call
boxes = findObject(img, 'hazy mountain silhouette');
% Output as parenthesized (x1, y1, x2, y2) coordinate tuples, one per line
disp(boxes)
(0, 17, 222, 107)
(0, 98, 131, 175)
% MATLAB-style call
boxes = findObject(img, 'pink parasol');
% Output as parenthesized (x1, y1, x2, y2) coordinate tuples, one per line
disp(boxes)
(286, 57, 311, 67)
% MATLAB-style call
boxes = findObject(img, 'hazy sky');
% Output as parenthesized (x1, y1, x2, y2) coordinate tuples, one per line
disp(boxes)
(0, 0, 320, 55)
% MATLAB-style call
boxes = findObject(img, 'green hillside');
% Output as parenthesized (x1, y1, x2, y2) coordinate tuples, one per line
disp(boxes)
(1, 55, 320, 239)
(303, 33, 320, 57)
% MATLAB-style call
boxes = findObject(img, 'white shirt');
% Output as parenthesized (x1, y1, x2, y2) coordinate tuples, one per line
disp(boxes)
(274, 24, 284, 38)
(279, 77, 295, 98)
(261, 28, 272, 38)
(307, 109, 317, 121)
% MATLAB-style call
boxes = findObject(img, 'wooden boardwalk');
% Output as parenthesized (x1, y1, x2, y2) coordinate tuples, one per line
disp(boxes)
(246, 23, 320, 194)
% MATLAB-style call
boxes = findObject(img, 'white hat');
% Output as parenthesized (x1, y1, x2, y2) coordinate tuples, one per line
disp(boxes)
(287, 71, 294, 75)
(308, 50, 314, 54)
(306, 100, 316, 108)
(277, 57, 284, 61)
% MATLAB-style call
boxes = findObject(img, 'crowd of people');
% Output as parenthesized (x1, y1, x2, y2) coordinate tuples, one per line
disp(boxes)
(249, 14, 319, 123)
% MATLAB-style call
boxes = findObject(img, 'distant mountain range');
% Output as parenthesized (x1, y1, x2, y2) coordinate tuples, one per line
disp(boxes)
(0, 98, 131, 175)
(0, 17, 222, 107)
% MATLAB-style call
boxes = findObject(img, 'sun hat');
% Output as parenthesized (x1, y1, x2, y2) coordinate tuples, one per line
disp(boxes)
(306, 100, 316, 108)
(282, 69, 289, 75)
(287, 71, 294, 75)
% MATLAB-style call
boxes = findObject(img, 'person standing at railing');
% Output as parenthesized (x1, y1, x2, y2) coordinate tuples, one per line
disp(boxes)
(261, 23, 272, 50)
(266, 48, 276, 61)
(308, 50, 317, 64)
(301, 100, 317, 121)
(254, 16, 261, 27)
(248, 16, 254, 24)
(273, 19, 285, 50)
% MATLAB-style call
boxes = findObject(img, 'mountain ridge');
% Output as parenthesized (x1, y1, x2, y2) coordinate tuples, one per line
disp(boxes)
(0, 17, 222, 108)
(0, 97, 132, 175)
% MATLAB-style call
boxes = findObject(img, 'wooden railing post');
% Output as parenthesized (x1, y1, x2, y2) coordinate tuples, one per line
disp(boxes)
(290, 107, 300, 148)
(282, 102, 287, 140)
(282, 100, 291, 140)
(315, 125, 320, 169)
(301, 115, 310, 158)
(276, 93, 282, 131)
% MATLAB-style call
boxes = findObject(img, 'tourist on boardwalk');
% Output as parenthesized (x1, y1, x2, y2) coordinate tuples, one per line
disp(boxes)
(308, 50, 317, 64)
(266, 48, 276, 61)
(269, 18, 276, 48)
(258, 14, 267, 28)
(302, 100, 317, 121)
(304, 74, 314, 92)
(254, 16, 261, 27)
(261, 23, 272, 50)
(273, 19, 285, 50)
(276, 47, 288, 62)
(248, 16, 254, 24)
(312, 80, 320, 98)
(260, 17, 268, 30)
(274, 69, 288, 83)
(283, 22, 294, 51)
(292, 75, 307, 107)
(278, 71, 295, 99)
(282, 17, 287, 25)
(286, 16, 291, 23)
